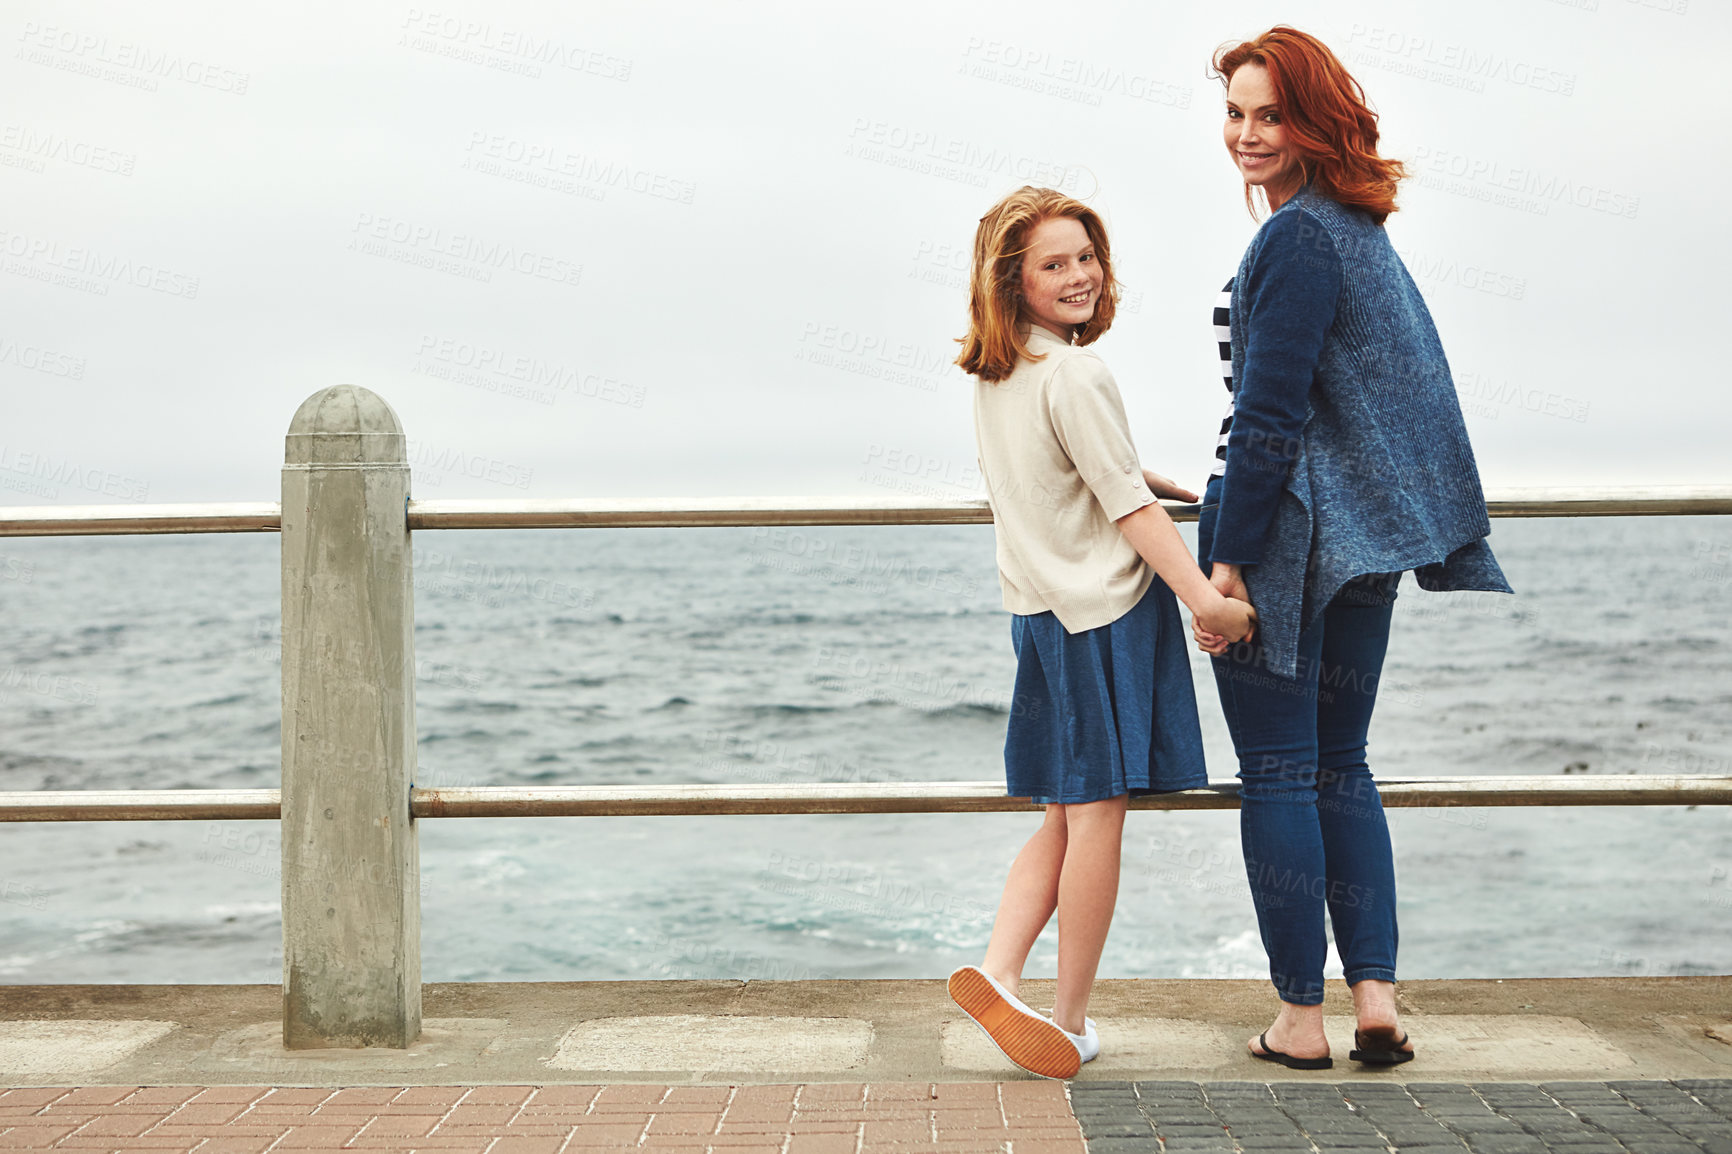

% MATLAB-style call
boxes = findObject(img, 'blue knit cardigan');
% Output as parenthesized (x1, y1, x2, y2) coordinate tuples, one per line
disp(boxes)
(1209, 183, 1512, 677)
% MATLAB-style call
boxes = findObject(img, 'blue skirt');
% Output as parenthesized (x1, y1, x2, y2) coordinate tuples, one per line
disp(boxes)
(1005, 576, 1209, 804)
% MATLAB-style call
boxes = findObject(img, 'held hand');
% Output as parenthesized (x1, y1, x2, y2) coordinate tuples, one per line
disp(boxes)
(1210, 561, 1249, 604)
(1197, 563, 1255, 647)
(1192, 615, 1230, 657)
(1197, 595, 1257, 647)
(1142, 468, 1200, 504)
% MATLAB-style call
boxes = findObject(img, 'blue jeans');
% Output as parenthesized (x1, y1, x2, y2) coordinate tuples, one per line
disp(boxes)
(1198, 478, 1401, 1005)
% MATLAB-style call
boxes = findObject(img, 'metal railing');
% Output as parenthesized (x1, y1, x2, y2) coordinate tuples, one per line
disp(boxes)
(6, 486, 1732, 537)
(3, 775, 1731, 823)
(2, 384, 1728, 1050)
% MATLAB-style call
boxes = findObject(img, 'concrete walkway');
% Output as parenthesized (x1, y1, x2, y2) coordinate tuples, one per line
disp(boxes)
(1, 978, 1727, 1087)
(2, 977, 1731, 1153)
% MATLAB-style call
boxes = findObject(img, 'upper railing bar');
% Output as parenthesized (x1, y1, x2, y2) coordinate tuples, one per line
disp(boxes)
(2, 775, 1728, 821)
(2, 486, 1731, 537)
(409, 495, 997, 530)
(0, 501, 283, 537)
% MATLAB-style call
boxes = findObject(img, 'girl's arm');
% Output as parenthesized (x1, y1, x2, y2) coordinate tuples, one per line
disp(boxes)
(1142, 468, 1200, 503)
(1116, 501, 1255, 643)
(1040, 354, 1251, 642)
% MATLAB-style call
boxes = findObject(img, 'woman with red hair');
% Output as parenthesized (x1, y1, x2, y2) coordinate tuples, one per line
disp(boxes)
(1192, 27, 1511, 1069)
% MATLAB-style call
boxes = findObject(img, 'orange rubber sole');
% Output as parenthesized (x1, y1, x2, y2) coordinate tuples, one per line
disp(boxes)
(947, 967, 1080, 1080)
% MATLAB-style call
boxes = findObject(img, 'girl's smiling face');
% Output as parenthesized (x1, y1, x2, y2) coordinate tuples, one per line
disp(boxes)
(1018, 216, 1102, 338)
(1224, 63, 1304, 207)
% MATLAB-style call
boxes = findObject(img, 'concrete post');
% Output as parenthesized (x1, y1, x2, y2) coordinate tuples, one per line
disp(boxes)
(280, 385, 421, 1049)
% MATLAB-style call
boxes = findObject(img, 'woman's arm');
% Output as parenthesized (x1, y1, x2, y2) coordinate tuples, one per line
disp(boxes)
(1210, 208, 1343, 566)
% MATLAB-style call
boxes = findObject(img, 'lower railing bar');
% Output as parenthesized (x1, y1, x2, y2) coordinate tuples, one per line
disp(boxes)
(0, 788, 283, 821)
(1, 776, 1727, 821)
(4, 486, 1731, 537)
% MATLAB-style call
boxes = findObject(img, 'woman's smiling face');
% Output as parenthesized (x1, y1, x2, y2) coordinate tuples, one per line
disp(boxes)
(1018, 216, 1101, 338)
(1224, 63, 1303, 205)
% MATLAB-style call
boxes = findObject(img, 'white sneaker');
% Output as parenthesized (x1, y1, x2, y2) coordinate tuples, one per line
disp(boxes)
(947, 965, 1082, 1080)
(1059, 1016, 1100, 1065)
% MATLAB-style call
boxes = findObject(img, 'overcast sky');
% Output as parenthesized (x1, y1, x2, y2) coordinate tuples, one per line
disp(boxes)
(2, 0, 1719, 507)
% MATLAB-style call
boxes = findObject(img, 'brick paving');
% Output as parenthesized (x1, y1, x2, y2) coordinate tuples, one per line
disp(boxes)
(1, 1081, 1730, 1154)
(0, 1081, 1084, 1153)
(1070, 1080, 1732, 1154)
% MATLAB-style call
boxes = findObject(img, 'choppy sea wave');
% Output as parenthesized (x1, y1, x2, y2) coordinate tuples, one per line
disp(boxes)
(0, 517, 1727, 984)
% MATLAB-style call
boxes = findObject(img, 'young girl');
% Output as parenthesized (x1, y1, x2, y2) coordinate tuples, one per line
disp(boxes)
(948, 185, 1257, 1079)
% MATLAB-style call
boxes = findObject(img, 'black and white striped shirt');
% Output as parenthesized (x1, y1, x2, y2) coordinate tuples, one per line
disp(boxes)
(1209, 278, 1235, 479)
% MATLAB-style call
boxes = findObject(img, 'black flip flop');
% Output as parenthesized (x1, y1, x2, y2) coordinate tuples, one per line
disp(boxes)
(1250, 1032, 1333, 1070)
(1350, 1027, 1415, 1065)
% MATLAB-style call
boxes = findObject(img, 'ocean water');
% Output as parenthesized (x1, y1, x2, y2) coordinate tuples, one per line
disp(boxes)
(0, 515, 1728, 986)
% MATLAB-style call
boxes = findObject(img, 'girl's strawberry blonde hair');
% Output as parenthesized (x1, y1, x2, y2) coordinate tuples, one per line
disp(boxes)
(955, 185, 1118, 384)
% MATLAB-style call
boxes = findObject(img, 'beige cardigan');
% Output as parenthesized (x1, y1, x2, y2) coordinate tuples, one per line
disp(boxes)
(972, 324, 1157, 633)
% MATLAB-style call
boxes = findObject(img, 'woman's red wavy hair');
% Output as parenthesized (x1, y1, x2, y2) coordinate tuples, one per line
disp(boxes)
(955, 185, 1117, 384)
(1213, 26, 1406, 224)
